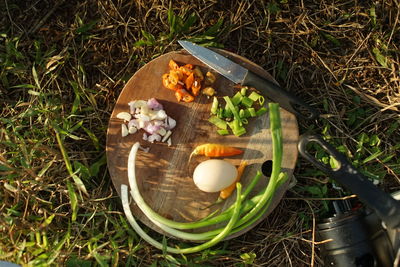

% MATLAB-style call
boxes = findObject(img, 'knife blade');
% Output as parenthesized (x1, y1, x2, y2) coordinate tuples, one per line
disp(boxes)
(178, 40, 319, 120)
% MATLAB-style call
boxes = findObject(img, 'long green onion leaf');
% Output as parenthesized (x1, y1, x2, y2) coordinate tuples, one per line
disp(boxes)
(121, 182, 242, 253)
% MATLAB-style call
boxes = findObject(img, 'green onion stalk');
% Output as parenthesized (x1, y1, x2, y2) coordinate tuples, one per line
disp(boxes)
(121, 182, 242, 254)
(121, 102, 287, 249)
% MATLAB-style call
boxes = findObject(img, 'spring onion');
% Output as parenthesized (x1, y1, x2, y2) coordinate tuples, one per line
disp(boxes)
(248, 92, 262, 102)
(240, 86, 248, 96)
(192, 103, 285, 237)
(248, 107, 256, 117)
(256, 107, 268, 116)
(223, 104, 232, 118)
(122, 102, 288, 249)
(121, 182, 242, 253)
(241, 96, 254, 108)
(231, 92, 243, 105)
(217, 129, 229, 135)
(208, 116, 227, 130)
(211, 97, 218, 115)
(224, 96, 242, 123)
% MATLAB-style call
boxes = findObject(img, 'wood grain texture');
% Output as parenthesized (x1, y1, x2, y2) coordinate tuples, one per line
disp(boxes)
(106, 49, 299, 240)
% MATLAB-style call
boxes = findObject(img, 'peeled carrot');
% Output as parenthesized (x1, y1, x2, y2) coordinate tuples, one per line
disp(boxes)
(189, 143, 243, 163)
(219, 161, 247, 200)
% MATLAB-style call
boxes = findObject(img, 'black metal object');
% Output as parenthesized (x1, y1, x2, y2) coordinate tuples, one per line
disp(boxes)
(298, 134, 400, 230)
(317, 200, 395, 267)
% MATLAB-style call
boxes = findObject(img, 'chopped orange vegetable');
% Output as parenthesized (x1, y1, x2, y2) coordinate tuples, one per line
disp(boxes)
(180, 66, 193, 76)
(219, 161, 247, 200)
(193, 66, 204, 81)
(185, 73, 194, 89)
(191, 78, 201, 96)
(168, 71, 180, 85)
(162, 60, 209, 102)
(202, 86, 216, 96)
(205, 71, 216, 85)
(169, 59, 180, 70)
(183, 64, 193, 70)
(175, 88, 194, 103)
(163, 74, 182, 90)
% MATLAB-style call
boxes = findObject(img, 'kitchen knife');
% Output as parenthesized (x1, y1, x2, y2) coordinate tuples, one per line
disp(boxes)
(178, 40, 319, 120)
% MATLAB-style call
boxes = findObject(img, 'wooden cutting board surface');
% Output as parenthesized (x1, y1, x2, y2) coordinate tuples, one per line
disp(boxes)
(106, 49, 299, 239)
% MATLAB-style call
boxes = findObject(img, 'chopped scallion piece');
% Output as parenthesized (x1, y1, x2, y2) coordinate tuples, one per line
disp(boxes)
(258, 96, 265, 106)
(217, 129, 229, 135)
(231, 92, 243, 105)
(248, 92, 262, 102)
(241, 96, 254, 108)
(233, 127, 246, 137)
(223, 96, 241, 123)
(247, 107, 256, 117)
(223, 106, 232, 118)
(240, 86, 248, 96)
(256, 107, 268, 116)
(211, 97, 218, 115)
(217, 107, 224, 118)
(208, 116, 227, 129)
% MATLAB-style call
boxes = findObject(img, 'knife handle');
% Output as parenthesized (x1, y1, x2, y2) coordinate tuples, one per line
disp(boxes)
(242, 71, 319, 120)
(298, 134, 400, 229)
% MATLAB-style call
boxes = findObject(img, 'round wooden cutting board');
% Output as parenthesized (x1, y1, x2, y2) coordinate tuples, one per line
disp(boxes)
(106, 49, 299, 240)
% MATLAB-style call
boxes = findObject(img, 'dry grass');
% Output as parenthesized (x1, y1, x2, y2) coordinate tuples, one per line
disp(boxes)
(1, 0, 399, 266)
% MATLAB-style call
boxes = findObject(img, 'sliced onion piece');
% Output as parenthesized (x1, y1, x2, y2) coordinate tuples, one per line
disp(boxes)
(117, 112, 132, 122)
(121, 124, 129, 137)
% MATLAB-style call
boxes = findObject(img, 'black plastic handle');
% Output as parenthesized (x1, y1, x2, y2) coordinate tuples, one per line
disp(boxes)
(298, 134, 400, 229)
(242, 71, 319, 120)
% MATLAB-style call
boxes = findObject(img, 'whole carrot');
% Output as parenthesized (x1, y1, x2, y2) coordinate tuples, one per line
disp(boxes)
(189, 143, 243, 162)
(219, 161, 247, 200)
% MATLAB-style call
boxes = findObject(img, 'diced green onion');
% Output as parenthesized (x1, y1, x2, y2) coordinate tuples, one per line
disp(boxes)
(248, 91, 262, 102)
(223, 103, 232, 118)
(256, 107, 268, 116)
(211, 97, 218, 115)
(231, 119, 246, 136)
(258, 96, 265, 106)
(208, 116, 227, 129)
(239, 109, 245, 118)
(231, 92, 243, 105)
(239, 109, 250, 118)
(241, 96, 254, 108)
(223, 96, 241, 122)
(247, 107, 256, 117)
(217, 107, 224, 118)
(241, 118, 248, 125)
(233, 127, 246, 137)
(217, 129, 229, 135)
(240, 86, 248, 96)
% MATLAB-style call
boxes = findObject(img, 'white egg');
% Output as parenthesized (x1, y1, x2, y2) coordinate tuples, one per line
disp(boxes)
(193, 159, 238, 193)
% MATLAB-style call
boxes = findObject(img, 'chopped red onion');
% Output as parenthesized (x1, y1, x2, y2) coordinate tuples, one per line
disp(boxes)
(148, 133, 162, 143)
(147, 98, 163, 110)
(144, 122, 161, 135)
(123, 98, 175, 144)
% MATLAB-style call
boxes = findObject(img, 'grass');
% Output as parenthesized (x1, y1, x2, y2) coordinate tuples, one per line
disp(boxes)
(1, 0, 399, 266)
